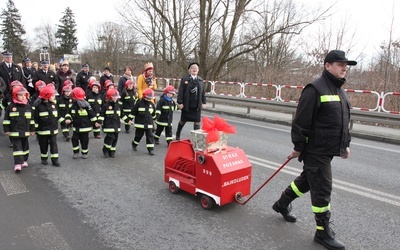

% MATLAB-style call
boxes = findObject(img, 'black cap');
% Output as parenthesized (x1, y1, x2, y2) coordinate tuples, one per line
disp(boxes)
(40, 60, 49, 65)
(324, 50, 357, 66)
(2, 51, 12, 57)
(23, 57, 31, 63)
(188, 62, 199, 69)
(82, 63, 89, 68)
(104, 66, 111, 71)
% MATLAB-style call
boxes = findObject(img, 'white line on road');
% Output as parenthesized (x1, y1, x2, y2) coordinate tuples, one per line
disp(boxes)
(247, 155, 400, 207)
(0, 171, 29, 195)
(28, 222, 71, 250)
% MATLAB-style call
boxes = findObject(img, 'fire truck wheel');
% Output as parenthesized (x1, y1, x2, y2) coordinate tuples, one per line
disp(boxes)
(200, 194, 214, 210)
(169, 181, 180, 194)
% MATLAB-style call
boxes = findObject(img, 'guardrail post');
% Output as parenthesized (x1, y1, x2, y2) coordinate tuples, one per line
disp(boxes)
(239, 82, 246, 97)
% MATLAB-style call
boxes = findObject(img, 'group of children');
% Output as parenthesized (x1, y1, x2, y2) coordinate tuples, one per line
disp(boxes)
(2, 78, 178, 173)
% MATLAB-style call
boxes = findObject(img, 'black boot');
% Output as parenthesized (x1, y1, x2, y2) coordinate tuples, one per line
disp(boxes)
(193, 123, 201, 130)
(51, 159, 61, 167)
(148, 148, 155, 156)
(175, 122, 184, 140)
(41, 158, 48, 165)
(154, 138, 160, 145)
(131, 141, 137, 151)
(272, 192, 297, 222)
(314, 212, 345, 250)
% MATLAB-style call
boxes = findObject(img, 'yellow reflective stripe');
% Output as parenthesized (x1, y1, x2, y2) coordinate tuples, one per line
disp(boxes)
(104, 143, 112, 148)
(123, 109, 131, 113)
(41, 153, 48, 158)
(105, 110, 115, 114)
(59, 104, 66, 107)
(50, 154, 59, 158)
(9, 112, 19, 116)
(138, 107, 146, 111)
(3, 120, 10, 124)
(134, 124, 145, 128)
(13, 151, 24, 156)
(39, 112, 49, 116)
(162, 106, 170, 109)
(97, 117, 105, 121)
(30, 120, 35, 124)
(73, 146, 80, 151)
(90, 117, 97, 122)
(320, 95, 340, 102)
(291, 181, 303, 197)
(146, 144, 154, 147)
(156, 121, 168, 126)
(316, 226, 324, 230)
(78, 109, 88, 116)
(103, 128, 120, 132)
(97, 100, 102, 104)
(37, 130, 58, 135)
(155, 110, 161, 114)
(312, 204, 331, 214)
(25, 112, 32, 118)
(81, 149, 88, 153)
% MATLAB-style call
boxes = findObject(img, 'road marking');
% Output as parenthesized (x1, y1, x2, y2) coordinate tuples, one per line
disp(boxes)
(28, 222, 70, 250)
(351, 142, 400, 154)
(247, 155, 400, 207)
(0, 171, 29, 195)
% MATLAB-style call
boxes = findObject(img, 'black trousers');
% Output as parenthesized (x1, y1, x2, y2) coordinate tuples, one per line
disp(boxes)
(72, 132, 89, 154)
(133, 128, 154, 150)
(284, 153, 333, 214)
(61, 123, 70, 137)
(10, 137, 29, 165)
(155, 125, 173, 143)
(37, 134, 59, 160)
(103, 132, 119, 156)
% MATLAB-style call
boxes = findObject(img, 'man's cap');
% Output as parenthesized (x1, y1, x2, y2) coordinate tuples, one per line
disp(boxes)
(324, 50, 357, 66)
(23, 57, 31, 63)
(2, 51, 12, 57)
(188, 62, 199, 69)
(82, 63, 89, 68)
(40, 60, 49, 65)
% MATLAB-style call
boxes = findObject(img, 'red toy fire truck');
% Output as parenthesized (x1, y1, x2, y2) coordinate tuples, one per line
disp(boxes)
(164, 139, 252, 209)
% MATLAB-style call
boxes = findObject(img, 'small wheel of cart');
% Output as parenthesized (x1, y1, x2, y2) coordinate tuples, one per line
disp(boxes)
(200, 194, 214, 210)
(169, 181, 180, 194)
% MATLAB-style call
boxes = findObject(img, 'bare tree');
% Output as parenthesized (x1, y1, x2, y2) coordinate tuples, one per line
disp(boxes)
(33, 20, 57, 62)
(119, 0, 331, 83)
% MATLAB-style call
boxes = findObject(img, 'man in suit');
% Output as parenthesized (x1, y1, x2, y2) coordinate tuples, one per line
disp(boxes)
(22, 57, 36, 96)
(0, 51, 24, 94)
(33, 60, 60, 93)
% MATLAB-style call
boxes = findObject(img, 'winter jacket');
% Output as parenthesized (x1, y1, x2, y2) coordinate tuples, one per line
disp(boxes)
(3, 101, 35, 137)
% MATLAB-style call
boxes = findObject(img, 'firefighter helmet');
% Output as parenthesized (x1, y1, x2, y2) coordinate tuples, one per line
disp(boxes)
(35, 80, 46, 91)
(10, 80, 23, 90)
(12, 86, 29, 100)
(106, 88, 120, 100)
(125, 79, 135, 89)
(62, 85, 72, 94)
(70, 87, 85, 100)
(63, 79, 74, 87)
(164, 85, 176, 95)
(104, 80, 114, 91)
(39, 85, 55, 100)
(143, 88, 155, 101)
(90, 81, 101, 89)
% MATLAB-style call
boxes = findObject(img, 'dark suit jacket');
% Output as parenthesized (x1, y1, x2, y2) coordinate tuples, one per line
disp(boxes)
(0, 62, 24, 94)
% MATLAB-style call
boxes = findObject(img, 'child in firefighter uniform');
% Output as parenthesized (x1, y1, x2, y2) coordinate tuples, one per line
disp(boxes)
(29, 80, 46, 106)
(120, 79, 137, 133)
(131, 88, 156, 155)
(97, 89, 130, 158)
(65, 87, 99, 159)
(154, 85, 177, 146)
(2, 86, 35, 172)
(33, 84, 61, 166)
(57, 85, 73, 141)
(86, 81, 103, 139)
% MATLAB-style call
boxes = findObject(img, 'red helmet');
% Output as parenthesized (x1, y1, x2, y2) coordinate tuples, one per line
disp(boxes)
(63, 79, 74, 88)
(12, 86, 29, 100)
(143, 88, 155, 100)
(125, 79, 135, 89)
(88, 78, 96, 89)
(90, 81, 101, 89)
(71, 87, 86, 100)
(164, 85, 176, 95)
(104, 80, 114, 91)
(62, 85, 72, 94)
(106, 88, 120, 100)
(39, 85, 56, 100)
(35, 80, 46, 91)
(10, 80, 23, 90)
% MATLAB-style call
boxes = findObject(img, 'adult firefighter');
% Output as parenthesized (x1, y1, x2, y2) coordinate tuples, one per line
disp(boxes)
(272, 50, 357, 250)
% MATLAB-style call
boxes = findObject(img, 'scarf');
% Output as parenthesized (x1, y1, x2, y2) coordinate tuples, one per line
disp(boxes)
(163, 94, 172, 102)
(13, 99, 28, 105)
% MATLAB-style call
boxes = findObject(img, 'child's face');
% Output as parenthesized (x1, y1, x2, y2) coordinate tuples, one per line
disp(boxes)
(167, 93, 174, 98)
(111, 96, 119, 102)
(64, 91, 71, 97)
(49, 95, 55, 102)
(127, 84, 134, 90)
(92, 86, 99, 93)
(17, 93, 26, 102)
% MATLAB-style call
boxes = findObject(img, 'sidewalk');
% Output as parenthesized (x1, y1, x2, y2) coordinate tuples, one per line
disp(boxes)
(205, 104, 400, 145)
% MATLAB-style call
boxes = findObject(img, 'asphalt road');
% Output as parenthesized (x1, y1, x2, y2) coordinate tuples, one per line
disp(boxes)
(0, 111, 399, 250)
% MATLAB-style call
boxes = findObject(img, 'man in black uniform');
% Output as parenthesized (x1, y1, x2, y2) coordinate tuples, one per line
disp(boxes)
(33, 60, 60, 91)
(76, 63, 93, 92)
(272, 50, 357, 250)
(22, 57, 36, 96)
(0, 51, 24, 94)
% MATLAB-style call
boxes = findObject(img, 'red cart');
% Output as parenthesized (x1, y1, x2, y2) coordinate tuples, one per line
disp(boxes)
(164, 139, 252, 209)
